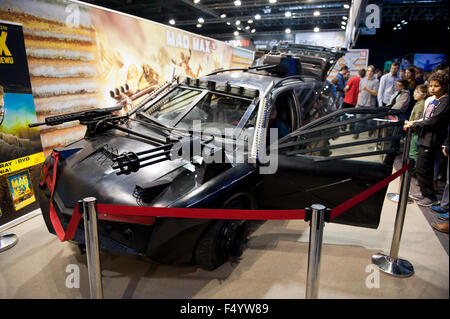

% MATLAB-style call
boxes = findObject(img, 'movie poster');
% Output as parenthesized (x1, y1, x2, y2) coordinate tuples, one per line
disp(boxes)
(0, 20, 44, 227)
(7, 170, 36, 211)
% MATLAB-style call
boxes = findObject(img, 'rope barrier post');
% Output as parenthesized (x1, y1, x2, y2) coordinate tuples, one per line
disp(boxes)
(372, 155, 415, 277)
(0, 233, 18, 253)
(387, 127, 413, 203)
(81, 197, 104, 299)
(305, 204, 330, 299)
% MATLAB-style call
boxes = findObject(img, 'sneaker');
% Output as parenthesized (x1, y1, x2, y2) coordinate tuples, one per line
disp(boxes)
(352, 134, 359, 139)
(430, 205, 449, 214)
(431, 222, 449, 233)
(417, 197, 439, 207)
(409, 192, 424, 201)
(438, 213, 449, 220)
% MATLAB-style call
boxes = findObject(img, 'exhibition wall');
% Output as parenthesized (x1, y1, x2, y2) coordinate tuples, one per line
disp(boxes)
(0, 0, 253, 228)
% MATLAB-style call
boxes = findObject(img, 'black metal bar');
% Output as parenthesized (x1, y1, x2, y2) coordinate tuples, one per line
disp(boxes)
(135, 143, 174, 156)
(105, 122, 166, 144)
(138, 150, 171, 162)
(291, 113, 402, 137)
(285, 135, 403, 156)
(278, 121, 401, 150)
(313, 149, 398, 162)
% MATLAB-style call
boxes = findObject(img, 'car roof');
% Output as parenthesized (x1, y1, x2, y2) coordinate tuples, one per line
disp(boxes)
(201, 71, 279, 92)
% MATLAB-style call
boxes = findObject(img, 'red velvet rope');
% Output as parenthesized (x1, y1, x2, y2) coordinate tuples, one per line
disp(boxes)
(46, 152, 83, 242)
(43, 151, 410, 242)
(330, 162, 410, 219)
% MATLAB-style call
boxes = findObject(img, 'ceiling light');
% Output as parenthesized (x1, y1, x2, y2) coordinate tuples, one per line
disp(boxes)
(269, 0, 277, 3)
(341, 25, 346, 29)
(245, 26, 250, 30)
(234, 0, 241, 6)
(344, 4, 350, 9)
(393, 27, 397, 30)
(402, 21, 408, 24)
(169, 19, 175, 25)
(314, 27, 320, 32)
(343, 16, 348, 20)
(285, 11, 292, 18)
(220, 14, 226, 18)
(193, 0, 200, 3)
(285, 28, 291, 34)
(226, 21, 231, 25)
(341, 21, 346, 25)
(255, 14, 261, 20)
(251, 29, 256, 33)
(196, 24, 202, 28)
(235, 20, 241, 25)
(198, 17, 204, 23)
(248, 19, 253, 24)
(313, 11, 320, 17)
(237, 27, 242, 30)
(234, 31, 239, 36)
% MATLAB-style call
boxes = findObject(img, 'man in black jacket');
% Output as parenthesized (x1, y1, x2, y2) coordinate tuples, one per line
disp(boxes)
(404, 72, 449, 206)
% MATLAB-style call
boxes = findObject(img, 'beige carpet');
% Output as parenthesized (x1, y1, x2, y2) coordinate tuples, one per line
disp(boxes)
(0, 176, 448, 299)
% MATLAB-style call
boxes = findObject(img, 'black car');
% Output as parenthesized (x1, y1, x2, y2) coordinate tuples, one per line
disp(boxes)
(36, 44, 404, 270)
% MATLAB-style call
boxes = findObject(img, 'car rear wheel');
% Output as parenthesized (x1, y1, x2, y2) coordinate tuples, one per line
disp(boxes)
(194, 197, 250, 270)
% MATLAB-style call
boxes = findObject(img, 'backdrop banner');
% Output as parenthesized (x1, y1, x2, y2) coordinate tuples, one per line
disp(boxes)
(0, 20, 44, 226)
(0, 0, 253, 157)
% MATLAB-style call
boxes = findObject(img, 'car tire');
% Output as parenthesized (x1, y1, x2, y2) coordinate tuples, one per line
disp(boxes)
(194, 197, 250, 270)
(194, 220, 230, 271)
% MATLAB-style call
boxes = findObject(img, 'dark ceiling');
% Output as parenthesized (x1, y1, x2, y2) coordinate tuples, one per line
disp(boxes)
(81, 0, 449, 40)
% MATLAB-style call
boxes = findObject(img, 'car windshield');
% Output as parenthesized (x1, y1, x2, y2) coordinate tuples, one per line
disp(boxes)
(144, 87, 256, 137)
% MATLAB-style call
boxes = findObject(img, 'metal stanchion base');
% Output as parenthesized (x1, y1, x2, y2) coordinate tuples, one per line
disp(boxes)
(0, 233, 18, 253)
(371, 253, 414, 277)
(387, 192, 413, 204)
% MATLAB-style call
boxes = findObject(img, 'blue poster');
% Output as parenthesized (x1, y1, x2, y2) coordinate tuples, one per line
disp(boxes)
(413, 54, 446, 72)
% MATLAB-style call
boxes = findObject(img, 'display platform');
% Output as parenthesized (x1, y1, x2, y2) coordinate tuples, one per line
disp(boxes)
(0, 174, 447, 299)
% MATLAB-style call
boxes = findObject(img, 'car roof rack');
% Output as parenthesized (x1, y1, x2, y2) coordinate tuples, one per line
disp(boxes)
(205, 64, 277, 76)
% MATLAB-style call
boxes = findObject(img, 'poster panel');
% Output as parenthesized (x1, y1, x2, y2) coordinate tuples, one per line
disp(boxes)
(0, 20, 44, 227)
(413, 54, 446, 72)
(328, 49, 369, 79)
(295, 31, 346, 49)
(0, 0, 251, 157)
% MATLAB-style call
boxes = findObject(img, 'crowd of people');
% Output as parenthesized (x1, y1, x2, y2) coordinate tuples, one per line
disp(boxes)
(328, 62, 449, 233)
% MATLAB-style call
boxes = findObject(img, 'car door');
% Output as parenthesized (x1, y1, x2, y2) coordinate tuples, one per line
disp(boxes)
(258, 107, 404, 229)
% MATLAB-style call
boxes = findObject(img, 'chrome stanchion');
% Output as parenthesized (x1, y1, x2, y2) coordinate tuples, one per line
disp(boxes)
(305, 204, 330, 299)
(0, 233, 18, 253)
(387, 127, 413, 203)
(81, 197, 104, 299)
(372, 157, 415, 277)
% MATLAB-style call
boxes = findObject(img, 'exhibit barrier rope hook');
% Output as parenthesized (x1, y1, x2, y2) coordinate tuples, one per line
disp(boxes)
(81, 197, 104, 299)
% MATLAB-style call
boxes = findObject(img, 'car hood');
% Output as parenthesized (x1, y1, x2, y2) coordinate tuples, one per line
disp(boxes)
(53, 125, 196, 209)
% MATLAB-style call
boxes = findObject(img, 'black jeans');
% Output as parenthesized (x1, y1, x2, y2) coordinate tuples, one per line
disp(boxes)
(416, 144, 438, 200)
